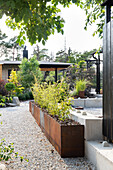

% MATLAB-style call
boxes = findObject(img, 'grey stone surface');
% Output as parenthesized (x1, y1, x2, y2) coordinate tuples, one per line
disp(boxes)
(102, 141, 110, 147)
(85, 141, 113, 170)
(84, 98, 102, 108)
(71, 98, 102, 108)
(71, 99, 84, 107)
(0, 164, 6, 170)
(6, 103, 17, 107)
(12, 97, 20, 106)
(71, 110, 103, 140)
(0, 101, 96, 170)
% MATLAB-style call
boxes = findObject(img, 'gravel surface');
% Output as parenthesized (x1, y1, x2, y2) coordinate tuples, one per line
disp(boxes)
(0, 101, 96, 170)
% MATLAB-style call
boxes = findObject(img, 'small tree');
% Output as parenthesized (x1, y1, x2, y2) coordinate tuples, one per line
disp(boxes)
(8, 70, 24, 95)
(17, 56, 43, 90)
(5, 82, 16, 96)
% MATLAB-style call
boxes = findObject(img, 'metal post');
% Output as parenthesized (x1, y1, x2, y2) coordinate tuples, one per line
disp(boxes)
(55, 68, 57, 82)
(96, 54, 100, 94)
(101, 0, 113, 141)
(106, 5, 111, 23)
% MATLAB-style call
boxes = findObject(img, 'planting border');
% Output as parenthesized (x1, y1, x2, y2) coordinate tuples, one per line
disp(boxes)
(29, 101, 84, 157)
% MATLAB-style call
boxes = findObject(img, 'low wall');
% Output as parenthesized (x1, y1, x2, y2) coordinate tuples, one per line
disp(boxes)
(71, 98, 102, 108)
(70, 110, 102, 141)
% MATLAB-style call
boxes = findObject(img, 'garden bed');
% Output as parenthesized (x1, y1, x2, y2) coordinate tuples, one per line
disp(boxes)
(29, 101, 84, 158)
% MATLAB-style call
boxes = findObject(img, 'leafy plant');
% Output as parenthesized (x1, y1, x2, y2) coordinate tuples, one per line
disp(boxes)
(45, 75, 55, 83)
(8, 70, 24, 95)
(17, 56, 43, 90)
(0, 96, 12, 104)
(75, 79, 88, 95)
(5, 82, 16, 96)
(0, 103, 6, 107)
(0, 0, 105, 46)
(17, 91, 33, 101)
(32, 79, 71, 121)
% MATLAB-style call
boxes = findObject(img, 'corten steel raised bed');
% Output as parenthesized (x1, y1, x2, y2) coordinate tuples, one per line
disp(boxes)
(29, 101, 84, 157)
(34, 104, 40, 127)
(29, 101, 32, 113)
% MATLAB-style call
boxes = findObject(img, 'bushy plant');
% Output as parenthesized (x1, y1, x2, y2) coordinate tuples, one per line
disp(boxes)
(8, 70, 24, 96)
(45, 75, 55, 83)
(75, 79, 88, 95)
(0, 103, 6, 107)
(17, 91, 33, 101)
(17, 56, 43, 90)
(0, 80, 8, 96)
(5, 82, 16, 96)
(25, 92, 30, 100)
(18, 93, 26, 101)
(0, 95, 12, 104)
(0, 96, 6, 103)
(32, 79, 71, 121)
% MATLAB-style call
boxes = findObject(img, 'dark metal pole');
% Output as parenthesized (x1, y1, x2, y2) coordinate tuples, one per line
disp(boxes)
(96, 54, 100, 94)
(55, 68, 57, 82)
(106, 5, 111, 23)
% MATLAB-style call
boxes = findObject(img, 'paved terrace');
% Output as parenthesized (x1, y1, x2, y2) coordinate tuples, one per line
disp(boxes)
(0, 101, 96, 170)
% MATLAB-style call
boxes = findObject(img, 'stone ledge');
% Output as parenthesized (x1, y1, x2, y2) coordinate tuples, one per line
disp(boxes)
(85, 141, 113, 170)
(70, 110, 102, 140)
(71, 98, 102, 108)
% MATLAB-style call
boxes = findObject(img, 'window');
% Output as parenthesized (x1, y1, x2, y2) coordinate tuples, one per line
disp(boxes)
(8, 69, 11, 79)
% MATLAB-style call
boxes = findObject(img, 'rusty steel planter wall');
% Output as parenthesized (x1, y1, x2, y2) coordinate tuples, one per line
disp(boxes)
(29, 101, 84, 157)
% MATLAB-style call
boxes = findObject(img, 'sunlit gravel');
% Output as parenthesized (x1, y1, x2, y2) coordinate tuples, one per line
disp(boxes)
(0, 101, 96, 170)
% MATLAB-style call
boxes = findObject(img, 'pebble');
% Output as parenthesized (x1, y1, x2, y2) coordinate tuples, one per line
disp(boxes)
(0, 101, 96, 170)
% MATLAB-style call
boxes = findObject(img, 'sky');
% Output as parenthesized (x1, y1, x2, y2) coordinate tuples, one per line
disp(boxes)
(0, 4, 102, 58)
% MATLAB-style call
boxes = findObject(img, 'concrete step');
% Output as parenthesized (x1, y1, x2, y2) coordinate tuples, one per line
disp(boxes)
(85, 141, 113, 170)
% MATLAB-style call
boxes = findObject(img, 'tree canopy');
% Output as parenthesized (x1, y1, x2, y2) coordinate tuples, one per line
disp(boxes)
(0, 0, 105, 45)
(0, 29, 23, 60)
(17, 56, 43, 89)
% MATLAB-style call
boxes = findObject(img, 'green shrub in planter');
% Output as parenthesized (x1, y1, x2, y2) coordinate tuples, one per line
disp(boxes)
(32, 79, 71, 121)
(75, 79, 88, 95)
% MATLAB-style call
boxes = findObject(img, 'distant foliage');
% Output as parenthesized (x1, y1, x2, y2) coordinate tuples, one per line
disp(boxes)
(65, 61, 95, 90)
(17, 56, 43, 90)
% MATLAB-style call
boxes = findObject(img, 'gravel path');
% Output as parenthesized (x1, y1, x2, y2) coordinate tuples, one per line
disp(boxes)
(0, 101, 96, 170)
